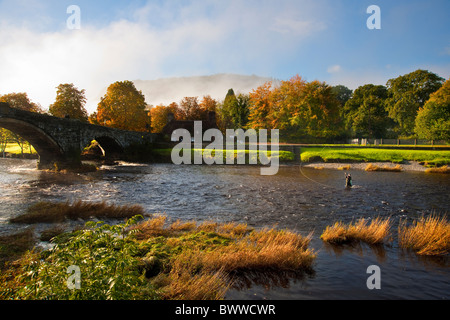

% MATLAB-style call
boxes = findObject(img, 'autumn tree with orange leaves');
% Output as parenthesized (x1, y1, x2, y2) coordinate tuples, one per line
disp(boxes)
(247, 75, 342, 141)
(94, 81, 150, 132)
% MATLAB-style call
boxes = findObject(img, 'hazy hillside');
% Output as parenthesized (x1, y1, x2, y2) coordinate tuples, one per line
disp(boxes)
(133, 74, 279, 107)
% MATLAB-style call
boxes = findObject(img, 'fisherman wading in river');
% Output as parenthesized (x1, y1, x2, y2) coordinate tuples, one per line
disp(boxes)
(345, 173, 352, 188)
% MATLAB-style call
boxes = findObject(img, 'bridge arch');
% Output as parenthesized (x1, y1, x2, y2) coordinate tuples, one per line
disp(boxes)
(0, 118, 65, 166)
(82, 135, 124, 158)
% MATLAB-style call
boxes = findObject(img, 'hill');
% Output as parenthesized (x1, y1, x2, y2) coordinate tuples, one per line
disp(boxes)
(133, 74, 279, 107)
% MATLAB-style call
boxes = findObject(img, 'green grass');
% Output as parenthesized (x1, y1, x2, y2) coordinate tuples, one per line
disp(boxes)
(300, 147, 450, 166)
(3, 143, 36, 154)
(153, 148, 294, 163)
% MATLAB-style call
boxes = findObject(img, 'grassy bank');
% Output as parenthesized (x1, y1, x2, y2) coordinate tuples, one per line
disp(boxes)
(301, 147, 450, 166)
(1, 202, 315, 300)
(153, 148, 295, 163)
(2, 201, 448, 300)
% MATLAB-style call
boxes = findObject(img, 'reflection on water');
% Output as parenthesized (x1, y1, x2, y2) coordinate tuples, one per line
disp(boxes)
(0, 158, 449, 299)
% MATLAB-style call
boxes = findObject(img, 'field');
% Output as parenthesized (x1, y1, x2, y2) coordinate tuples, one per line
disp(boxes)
(300, 147, 450, 166)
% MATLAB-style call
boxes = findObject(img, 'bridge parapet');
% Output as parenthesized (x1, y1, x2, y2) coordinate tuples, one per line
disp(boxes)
(0, 102, 157, 169)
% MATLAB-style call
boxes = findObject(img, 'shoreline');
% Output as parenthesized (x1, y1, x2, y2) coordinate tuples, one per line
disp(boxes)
(300, 160, 428, 172)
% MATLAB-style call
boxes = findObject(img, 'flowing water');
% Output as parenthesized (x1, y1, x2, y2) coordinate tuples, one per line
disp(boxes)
(0, 158, 449, 299)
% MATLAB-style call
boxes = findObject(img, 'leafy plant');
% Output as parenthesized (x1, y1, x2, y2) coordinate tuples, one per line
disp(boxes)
(15, 215, 158, 300)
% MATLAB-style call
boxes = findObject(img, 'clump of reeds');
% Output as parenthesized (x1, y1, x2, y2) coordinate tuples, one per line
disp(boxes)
(0, 229, 35, 268)
(338, 165, 351, 170)
(10, 200, 146, 224)
(320, 217, 392, 245)
(131, 216, 316, 299)
(425, 165, 450, 174)
(398, 214, 449, 256)
(365, 163, 403, 172)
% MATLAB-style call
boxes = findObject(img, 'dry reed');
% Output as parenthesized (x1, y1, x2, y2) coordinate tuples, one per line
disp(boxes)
(10, 200, 146, 224)
(338, 165, 351, 170)
(398, 214, 449, 256)
(365, 163, 403, 172)
(321, 217, 392, 245)
(425, 165, 450, 174)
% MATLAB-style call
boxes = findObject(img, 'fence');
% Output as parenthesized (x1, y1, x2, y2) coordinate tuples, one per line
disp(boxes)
(349, 138, 448, 146)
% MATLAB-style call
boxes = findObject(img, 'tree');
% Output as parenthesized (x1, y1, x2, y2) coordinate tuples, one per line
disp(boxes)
(386, 69, 445, 136)
(343, 84, 389, 138)
(150, 103, 180, 133)
(247, 82, 274, 130)
(0, 92, 43, 113)
(415, 79, 450, 140)
(217, 89, 250, 130)
(95, 81, 150, 132)
(331, 85, 353, 107)
(293, 80, 342, 138)
(49, 84, 88, 122)
(178, 97, 204, 120)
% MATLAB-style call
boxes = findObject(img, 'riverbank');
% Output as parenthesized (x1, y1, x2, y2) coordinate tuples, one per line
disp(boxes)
(301, 161, 429, 172)
(1, 201, 448, 300)
(299, 147, 450, 167)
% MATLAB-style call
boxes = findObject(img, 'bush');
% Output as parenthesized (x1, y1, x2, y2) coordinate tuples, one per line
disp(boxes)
(13, 216, 158, 300)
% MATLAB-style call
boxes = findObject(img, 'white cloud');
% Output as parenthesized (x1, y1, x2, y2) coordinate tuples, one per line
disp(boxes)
(327, 65, 342, 74)
(0, 0, 331, 113)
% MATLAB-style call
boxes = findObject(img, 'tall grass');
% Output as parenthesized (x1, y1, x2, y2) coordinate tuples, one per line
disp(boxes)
(320, 217, 392, 245)
(399, 214, 449, 256)
(132, 216, 315, 299)
(365, 163, 403, 172)
(425, 165, 450, 174)
(9, 200, 146, 224)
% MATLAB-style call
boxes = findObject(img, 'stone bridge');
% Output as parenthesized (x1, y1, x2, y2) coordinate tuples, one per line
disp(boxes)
(0, 102, 157, 169)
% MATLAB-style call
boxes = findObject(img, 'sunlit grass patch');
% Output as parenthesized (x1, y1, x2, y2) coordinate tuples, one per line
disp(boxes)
(133, 216, 315, 299)
(425, 165, 450, 174)
(399, 214, 450, 256)
(365, 163, 403, 172)
(320, 217, 392, 245)
(9, 200, 146, 224)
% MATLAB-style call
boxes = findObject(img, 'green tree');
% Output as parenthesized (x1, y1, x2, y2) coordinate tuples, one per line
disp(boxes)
(49, 84, 88, 122)
(217, 89, 238, 131)
(331, 85, 353, 107)
(415, 79, 450, 140)
(95, 81, 150, 132)
(386, 69, 445, 136)
(343, 84, 389, 138)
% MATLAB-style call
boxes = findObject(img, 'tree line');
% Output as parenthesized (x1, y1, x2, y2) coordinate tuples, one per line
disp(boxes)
(0, 69, 448, 145)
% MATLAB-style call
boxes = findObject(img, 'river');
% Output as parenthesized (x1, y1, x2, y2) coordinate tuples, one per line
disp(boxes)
(0, 158, 449, 299)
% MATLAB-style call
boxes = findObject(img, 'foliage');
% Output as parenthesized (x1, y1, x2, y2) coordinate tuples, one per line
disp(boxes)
(331, 85, 353, 107)
(216, 89, 250, 131)
(386, 69, 445, 136)
(0, 92, 43, 113)
(49, 83, 89, 122)
(247, 76, 342, 140)
(14, 216, 157, 300)
(343, 84, 390, 138)
(94, 80, 150, 132)
(415, 79, 450, 140)
(150, 103, 180, 133)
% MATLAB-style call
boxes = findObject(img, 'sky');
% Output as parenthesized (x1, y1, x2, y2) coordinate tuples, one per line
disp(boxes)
(0, 0, 449, 113)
